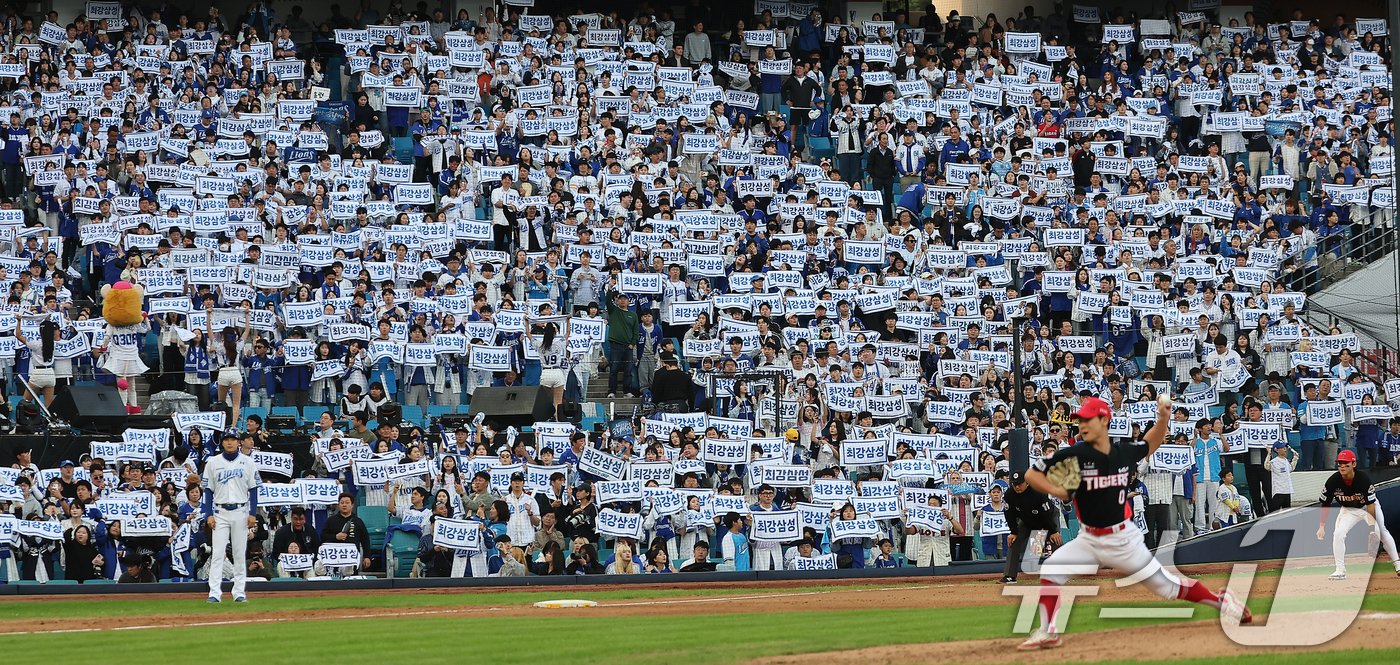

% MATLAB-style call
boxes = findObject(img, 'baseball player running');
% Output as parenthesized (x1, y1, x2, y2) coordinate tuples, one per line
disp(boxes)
(1019, 396, 1251, 650)
(202, 431, 262, 603)
(1317, 449, 1400, 580)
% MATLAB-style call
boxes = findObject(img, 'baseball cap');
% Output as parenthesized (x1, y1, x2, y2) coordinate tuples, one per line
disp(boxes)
(1337, 450, 1357, 464)
(1009, 471, 1026, 485)
(60, 459, 74, 467)
(1273, 441, 1288, 449)
(785, 428, 800, 442)
(1072, 397, 1113, 420)
(510, 472, 526, 481)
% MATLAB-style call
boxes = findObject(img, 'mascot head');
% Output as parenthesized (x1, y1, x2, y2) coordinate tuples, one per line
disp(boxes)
(101, 281, 145, 327)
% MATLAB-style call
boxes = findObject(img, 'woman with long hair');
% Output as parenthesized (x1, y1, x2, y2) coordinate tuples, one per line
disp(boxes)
(524, 317, 570, 415)
(205, 304, 252, 426)
(16, 318, 60, 408)
(62, 524, 103, 583)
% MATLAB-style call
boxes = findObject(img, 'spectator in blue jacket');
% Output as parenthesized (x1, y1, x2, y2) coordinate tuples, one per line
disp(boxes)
(1297, 383, 1328, 471)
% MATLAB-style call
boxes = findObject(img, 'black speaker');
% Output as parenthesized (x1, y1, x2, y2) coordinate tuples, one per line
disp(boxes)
(555, 402, 582, 425)
(53, 385, 128, 433)
(467, 386, 553, 429)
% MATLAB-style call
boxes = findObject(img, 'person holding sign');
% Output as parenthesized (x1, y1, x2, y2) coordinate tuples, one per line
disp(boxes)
(1019, 396, 1250, 650)
(1317, 449, 1400, 580)
(200, 432, 261, 603)
(826, 502, 871, 569)
(321, 493, 372, 574)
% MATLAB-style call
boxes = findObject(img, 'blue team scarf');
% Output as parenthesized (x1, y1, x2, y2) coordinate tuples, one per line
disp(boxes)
(185, 343, 210, 380)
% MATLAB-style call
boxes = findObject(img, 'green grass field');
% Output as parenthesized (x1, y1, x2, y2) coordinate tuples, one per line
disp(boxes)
(2, 568, 1397, 664)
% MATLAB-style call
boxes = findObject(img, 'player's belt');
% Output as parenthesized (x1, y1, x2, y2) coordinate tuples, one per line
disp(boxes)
(1082, 521, 1132, 536)
(218, 503, 248, 511)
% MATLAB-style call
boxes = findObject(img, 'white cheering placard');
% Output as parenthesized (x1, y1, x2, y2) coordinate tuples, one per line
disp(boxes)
(750, 510, 801, 542)
(597, 508, 644, 540)
(317, 543, 362, 567)
(433, 517, 485, 551)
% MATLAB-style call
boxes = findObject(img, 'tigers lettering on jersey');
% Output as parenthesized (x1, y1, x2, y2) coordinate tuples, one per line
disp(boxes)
(1034, 439, 1147, 528)
(1082, 471, 1130, 491)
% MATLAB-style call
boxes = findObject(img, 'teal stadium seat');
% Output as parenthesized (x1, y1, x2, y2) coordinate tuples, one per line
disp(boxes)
(387, 529, 420, 578)
(425, 405, 454, 422)
(359, 506, 391, 555)
(807, 136, 835, 159)
(399, 405, 426, 428)
(392, 137, 415, 163)
(270, 406, 299, 420)
(241, 407, 269, 429)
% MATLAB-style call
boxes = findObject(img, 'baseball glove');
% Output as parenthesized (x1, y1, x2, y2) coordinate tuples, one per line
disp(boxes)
(1043, 457, 1082, 495)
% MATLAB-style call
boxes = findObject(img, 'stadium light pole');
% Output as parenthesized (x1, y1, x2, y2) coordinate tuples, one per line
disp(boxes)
(1009, 314, 1031, 474)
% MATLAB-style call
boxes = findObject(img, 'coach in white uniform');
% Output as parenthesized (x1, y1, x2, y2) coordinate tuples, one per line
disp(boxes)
(202, 431, 261, 602)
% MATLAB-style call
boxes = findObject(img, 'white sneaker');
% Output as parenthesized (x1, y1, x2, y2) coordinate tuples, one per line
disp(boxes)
(1218, 588, 1252, 625)
(607, 393, 616, 398)
(1329, 571, 1347, 580)
(1393, 561, 1400, 577)
(1018, 628, 1062, 650)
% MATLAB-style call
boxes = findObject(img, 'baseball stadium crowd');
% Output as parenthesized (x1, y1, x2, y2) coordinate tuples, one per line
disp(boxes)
(0, 0, 1396, 585)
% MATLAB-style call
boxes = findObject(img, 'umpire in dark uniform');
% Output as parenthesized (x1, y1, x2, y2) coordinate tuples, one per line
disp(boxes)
(1001, 471, 1063, 583)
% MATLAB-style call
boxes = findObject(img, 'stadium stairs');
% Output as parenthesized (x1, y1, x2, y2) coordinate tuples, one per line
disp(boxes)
(1306, 235, 1400, 373)
(583, 365, 642, 427)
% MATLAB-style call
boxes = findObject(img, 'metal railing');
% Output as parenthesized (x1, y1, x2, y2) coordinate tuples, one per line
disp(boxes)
(1297, 226, 1398, 295)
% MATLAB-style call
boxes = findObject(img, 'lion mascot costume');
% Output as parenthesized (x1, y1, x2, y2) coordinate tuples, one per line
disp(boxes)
(100, 281, 149, 414)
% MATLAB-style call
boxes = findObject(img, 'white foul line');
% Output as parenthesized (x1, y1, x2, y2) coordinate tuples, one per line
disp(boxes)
(0, 584, 938, 636)
(601, 585, 934, 607)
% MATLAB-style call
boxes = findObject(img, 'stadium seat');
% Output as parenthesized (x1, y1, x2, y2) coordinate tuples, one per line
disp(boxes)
(386, 529, 420, 578)
(242, 406, 269, 428)
(425, 405, 454, 422)
(392, 137, 414, 163)
(270, 406, 299, 420)
(360, 505, 391, 555)
(399, 405, 426, 428)
(581, 403, 605, 432)
(807, 136, 834, 159)
(45, 579, 78, 585)
(271, 577, 301, 582)
(84, 579, 115, 585)
(302, 406, 332, 421)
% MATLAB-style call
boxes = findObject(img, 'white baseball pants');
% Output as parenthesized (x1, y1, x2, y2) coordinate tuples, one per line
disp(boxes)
(1038, 524, 1181, 631)
(207, 507, 249, 599)
(752, 544, 784, 571)
(1331, 504, 1400, 575)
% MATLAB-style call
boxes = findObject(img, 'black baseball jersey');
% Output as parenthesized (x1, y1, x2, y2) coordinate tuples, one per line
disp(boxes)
(1032, 439, 1148, 528)
(1005, 485, 1060, 531)
(1319, 471, 1377, 508)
